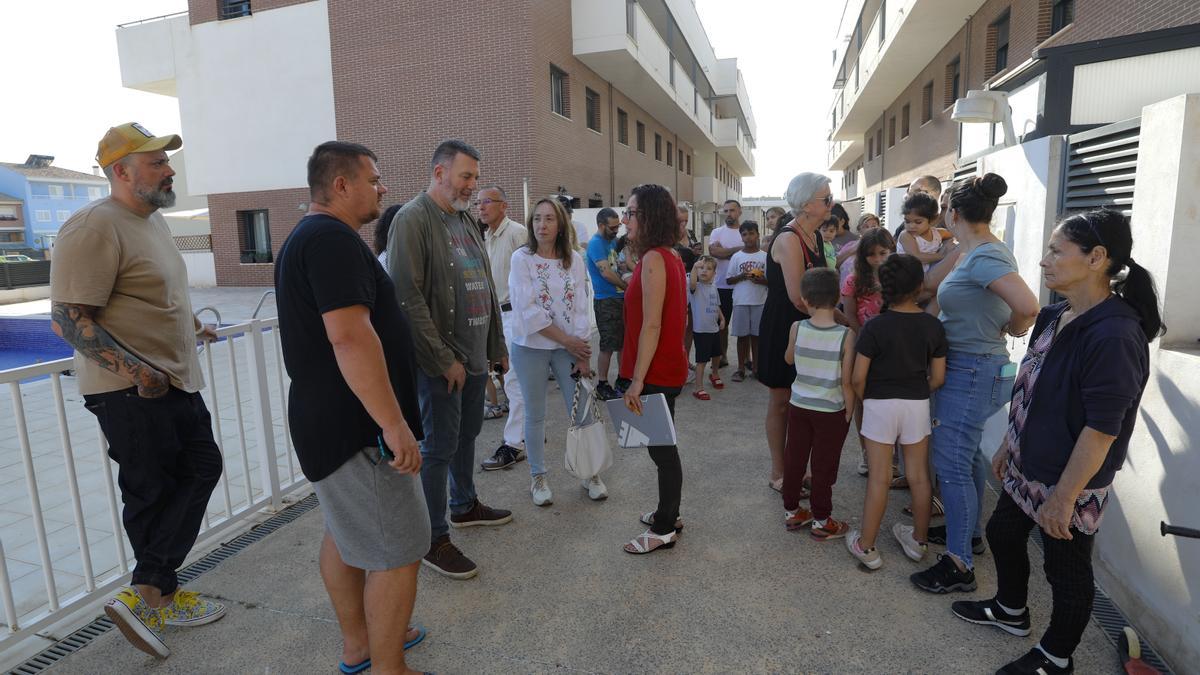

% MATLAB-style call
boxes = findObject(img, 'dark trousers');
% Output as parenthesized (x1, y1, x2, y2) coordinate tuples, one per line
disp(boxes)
(987, 491, 1096, 659)
(641, 383, 683, 536)
(783, 405, 850, 519)
(83, 387, 223, 595)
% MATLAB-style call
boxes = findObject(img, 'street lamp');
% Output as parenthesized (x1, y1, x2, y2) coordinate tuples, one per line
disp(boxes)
(952, 89, 1016, 148)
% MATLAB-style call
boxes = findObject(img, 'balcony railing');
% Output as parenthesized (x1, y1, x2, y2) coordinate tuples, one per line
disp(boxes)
(0, 318, 304, 655)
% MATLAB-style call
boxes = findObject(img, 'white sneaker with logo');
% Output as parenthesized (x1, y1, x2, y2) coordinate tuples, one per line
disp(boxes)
(583, 475, 608, 501)
(531, 474, 553, 506)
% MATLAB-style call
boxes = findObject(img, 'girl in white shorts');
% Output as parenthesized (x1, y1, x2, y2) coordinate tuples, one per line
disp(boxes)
(845, 254, 949, 570)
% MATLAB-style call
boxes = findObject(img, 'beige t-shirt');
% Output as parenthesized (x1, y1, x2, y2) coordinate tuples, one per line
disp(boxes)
(49, 198, 204, 395)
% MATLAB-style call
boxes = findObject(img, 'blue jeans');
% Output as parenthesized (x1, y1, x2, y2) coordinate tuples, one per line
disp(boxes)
(417, 370, 487, 540)
(931, 351, 1014, 568)
(510, 343, 581, 477)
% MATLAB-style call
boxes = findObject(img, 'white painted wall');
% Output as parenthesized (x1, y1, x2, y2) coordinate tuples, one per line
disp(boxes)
(172, 1, 336, 195)
(1072, 46, 1200, 125)
(964, 96, 1200, 672)
(966, 134, 1065, 454)
(570, 0, 628, 54)
(182, 251, 216, 288)
(1092, 95, 1200, 672)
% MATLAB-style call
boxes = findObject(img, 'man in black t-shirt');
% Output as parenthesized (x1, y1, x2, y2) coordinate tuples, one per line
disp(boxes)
(275, 141, 428, 674)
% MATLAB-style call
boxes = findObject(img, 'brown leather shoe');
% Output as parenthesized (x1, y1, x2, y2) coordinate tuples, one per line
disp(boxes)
(450, 499, 513, 528)
(421, 534, 477, 580)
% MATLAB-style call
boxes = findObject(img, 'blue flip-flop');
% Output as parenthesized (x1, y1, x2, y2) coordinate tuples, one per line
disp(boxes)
(405, 624, 427, 650)
(338, 659, 371, 675)
(337, 625, 427, 673)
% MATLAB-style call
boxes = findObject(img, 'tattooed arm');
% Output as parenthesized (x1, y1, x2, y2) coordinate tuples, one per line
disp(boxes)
(50, 302, 169, 398)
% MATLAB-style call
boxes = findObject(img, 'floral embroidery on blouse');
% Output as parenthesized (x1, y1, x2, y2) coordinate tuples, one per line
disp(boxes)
(534, 261, 576, 327)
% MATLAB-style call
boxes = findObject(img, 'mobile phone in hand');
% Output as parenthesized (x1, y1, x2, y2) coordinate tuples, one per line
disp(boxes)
(376, 435, 396, 462)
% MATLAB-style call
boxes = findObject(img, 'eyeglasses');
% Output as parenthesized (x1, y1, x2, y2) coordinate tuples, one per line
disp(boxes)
(624, 209, 642, 219)
(473, 198, 503, 208)
(810, 194, 833, 207)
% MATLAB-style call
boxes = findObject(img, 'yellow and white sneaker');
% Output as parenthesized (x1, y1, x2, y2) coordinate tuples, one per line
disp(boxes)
(160, 589, 227, 627)
(104, 587, 169, 659)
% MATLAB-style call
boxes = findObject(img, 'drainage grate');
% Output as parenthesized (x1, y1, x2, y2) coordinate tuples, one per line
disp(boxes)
(1031, 527, 1173, 673)
(9, 493, 319, 674)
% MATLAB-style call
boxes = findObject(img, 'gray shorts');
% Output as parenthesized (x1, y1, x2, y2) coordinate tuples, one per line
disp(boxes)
(312, 450, 431, 571)
(730, 304, 764, 337)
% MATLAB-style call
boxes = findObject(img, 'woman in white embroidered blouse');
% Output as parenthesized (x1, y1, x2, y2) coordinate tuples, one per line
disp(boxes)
(508, 198, 601, 507)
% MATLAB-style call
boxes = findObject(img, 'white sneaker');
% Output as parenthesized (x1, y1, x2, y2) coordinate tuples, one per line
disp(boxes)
(846, 530, 883, 570)
(531, 474, 553, 506)
(583, 475, 608, 501)
(892, 522, 928, 562)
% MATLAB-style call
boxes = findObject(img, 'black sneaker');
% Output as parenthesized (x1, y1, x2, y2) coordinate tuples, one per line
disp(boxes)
(422, 534, 478, 580)
(952, 598, 1032, 636)
(480, 443, 525, 471)
(927, 525, 987, 555)
(595, 381, 621, 401)
(910, 554, 977, 594)
(996, 648, 1074, 674)
(450, 499, 513, 528)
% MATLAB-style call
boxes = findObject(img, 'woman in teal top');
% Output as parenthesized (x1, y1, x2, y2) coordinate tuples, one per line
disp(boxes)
(910, 174, 1040, 595)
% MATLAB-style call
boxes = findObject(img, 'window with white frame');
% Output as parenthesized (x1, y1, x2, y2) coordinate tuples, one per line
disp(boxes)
(36, 210, 51, 222)
(47, 185, 64, 198)
(57, 210, 71, 221)
(88, 186, 103, 200)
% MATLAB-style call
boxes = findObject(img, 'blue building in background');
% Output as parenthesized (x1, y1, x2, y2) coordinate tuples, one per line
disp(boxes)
(0, 155, 109, 253)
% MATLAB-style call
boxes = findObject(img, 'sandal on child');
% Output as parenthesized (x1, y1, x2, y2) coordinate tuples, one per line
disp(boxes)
(483, 404, 505, 420)
(890, 474, 909, 490)
(693, 389, 711, 401)
(623, 529, 678, 554)
(731, 370, 745, 382)
(640, 511, 683, 531)
(709, 374, 725, 389)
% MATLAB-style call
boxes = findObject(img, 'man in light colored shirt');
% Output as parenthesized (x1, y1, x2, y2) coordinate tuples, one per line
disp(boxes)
(50, 123, 224, 659)
(478, 185, 530, 471)
(708, 199, 745, 369)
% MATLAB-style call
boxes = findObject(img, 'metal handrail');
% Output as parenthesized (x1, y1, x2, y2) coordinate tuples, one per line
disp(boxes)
(251, 291, 276, 319)
(116, 11, 187, 29)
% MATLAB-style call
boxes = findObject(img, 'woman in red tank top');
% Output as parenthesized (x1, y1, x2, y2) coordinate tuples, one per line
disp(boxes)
(618, 184, 687, 555)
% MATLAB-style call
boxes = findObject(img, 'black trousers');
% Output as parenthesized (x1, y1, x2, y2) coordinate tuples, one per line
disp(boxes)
(83, 387, 223, 595)
(640, 383, 682, 536)
(986, 491, 1096, 658)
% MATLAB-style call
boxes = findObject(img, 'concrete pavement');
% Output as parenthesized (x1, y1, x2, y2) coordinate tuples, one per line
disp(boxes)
(40, 366, 1121, 674)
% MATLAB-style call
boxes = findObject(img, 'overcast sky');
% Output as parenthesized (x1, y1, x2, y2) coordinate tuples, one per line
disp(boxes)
(1, 0, 839, 198)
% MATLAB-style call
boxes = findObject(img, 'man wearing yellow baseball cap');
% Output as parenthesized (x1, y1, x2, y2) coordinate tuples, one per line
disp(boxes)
(49, 124, 225, 659)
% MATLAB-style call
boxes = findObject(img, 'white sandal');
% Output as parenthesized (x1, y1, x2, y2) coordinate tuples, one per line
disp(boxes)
(639, 511, 683, 531)
(623, 529, 678, 554)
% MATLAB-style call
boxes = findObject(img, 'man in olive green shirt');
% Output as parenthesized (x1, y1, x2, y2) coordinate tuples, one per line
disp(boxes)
(387, 140, 511, 580)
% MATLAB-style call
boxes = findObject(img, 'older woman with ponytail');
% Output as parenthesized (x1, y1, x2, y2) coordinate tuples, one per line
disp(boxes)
(951, 209, 1162, 675)
(910, 173, 1041, 595)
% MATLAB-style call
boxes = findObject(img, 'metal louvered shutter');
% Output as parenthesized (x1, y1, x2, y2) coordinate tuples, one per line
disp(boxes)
(1062, 118, 1139, 216)
(952, 160, 978, 182)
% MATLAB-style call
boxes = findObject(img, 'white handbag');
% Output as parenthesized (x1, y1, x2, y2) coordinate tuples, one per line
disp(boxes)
(564, 379, 613, 480)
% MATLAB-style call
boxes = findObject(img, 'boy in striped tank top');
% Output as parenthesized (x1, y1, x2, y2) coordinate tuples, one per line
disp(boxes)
(781, 268, 856, 539)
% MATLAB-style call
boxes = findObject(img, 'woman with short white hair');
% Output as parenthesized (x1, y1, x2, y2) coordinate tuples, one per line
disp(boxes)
(757, 173, 834, 496)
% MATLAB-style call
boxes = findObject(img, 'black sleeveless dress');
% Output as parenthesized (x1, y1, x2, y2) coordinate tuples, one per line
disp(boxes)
(757, 224, 827, 389)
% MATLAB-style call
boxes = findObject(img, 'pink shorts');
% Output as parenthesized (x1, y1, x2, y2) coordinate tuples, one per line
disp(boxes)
(861, 398, 931, 445)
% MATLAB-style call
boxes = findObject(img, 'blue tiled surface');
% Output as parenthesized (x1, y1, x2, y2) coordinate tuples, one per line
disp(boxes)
(0, 317, 72, 371)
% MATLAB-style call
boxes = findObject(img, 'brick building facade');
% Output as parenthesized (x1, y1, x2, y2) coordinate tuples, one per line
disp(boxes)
(165, 0, 753, 285)
(831, 0, 1200, 198)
